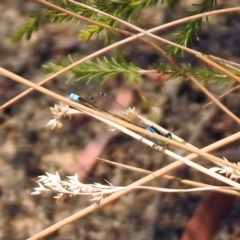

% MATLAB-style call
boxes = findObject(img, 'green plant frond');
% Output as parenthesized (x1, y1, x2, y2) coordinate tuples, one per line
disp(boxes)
(187, 61, 240, 84)
(12, 16, 41, 42)
(191, 0, 217, 14)
(46, 10, 73, 23)
(45, 0, 159, 42)
(156, 63, 238, 83)
(167, 0, 217, 56)
(156, 64, 184, 80)
(93, 0, 158, 21)
(133, 0, 159, 8)
(44, 1, 98, 24)
(92, 1, 134, 20)
(44, 56, 143, 84)
(161, 0, 174, 7)
(79, 23, 114, 42)
(78, 19, 116, 44)
(193, 67, 239, 84)
(65, 2, 103, 20)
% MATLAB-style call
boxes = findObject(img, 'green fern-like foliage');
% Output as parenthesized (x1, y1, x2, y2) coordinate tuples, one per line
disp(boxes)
(12, 1, 80, 42)
(13, 0, 71, 42)
(12, 0, 171, 43)
(167, 0, 217, 56)
(79, 19, 116, 43)
(156, 63, 238, 83)
(44, 56, 143, 84)
(93, 0, 158, 19)
(161, 0, 174, 7)
(13, 16, 41, 43)
(13, 0, 217, 55)
(79, 0, 159, 42)
(14, 0, 233, 87)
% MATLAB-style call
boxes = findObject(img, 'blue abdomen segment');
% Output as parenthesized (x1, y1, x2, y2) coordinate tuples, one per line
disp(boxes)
(69, 92, 82, 102)
(146, 126, 172, 145)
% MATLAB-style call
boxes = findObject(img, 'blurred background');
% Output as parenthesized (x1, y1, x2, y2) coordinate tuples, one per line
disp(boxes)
(1, 1, 240, 239)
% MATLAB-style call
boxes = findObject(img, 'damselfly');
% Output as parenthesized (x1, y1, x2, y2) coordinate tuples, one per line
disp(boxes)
(69, 92, 172, 145)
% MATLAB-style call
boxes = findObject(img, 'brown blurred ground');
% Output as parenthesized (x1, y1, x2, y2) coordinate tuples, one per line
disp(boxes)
(1, 1, 240, 240)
